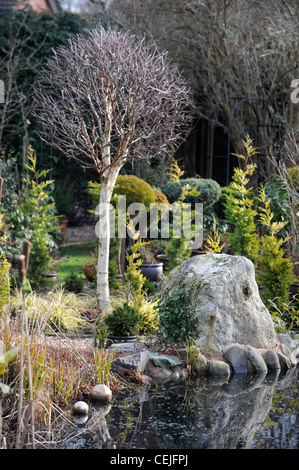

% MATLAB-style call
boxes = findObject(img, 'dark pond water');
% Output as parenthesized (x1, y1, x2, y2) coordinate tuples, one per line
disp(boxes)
(55, 367, 298, 450)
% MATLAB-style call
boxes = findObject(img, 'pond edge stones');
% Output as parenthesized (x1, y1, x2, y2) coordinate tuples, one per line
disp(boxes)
(107, 331, 299, 384)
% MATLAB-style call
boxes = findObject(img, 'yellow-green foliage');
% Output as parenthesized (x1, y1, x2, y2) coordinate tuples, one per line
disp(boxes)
(103, 221, 159, 335)
(257, 186, 295, 307)
(0, 345, 18, 394)
(124, 222, 148, 296)
(88, 174, 157, 210)
(131, 294, 159, 334)
(166, 159, 200, 269)
(0, 256, 11, 313)
(153, 188, 169, 206)
(224, 135, 259, 263)
(11, 288, 92, 333)
(0, 178, 11, 313)
(204, 216, 225, 253)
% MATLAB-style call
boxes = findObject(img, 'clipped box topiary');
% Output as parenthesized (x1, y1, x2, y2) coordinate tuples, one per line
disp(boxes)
(162, 177, 221, 209)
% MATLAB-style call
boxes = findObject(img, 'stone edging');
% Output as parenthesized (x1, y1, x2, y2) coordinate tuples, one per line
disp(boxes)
(108, 333, 299, 384)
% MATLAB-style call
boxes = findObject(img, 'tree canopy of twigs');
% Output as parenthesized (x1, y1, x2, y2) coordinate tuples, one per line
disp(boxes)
(33, 28, 193, 311)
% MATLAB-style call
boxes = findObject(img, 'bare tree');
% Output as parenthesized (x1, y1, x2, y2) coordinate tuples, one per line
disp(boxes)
(33, 28, 193, 312)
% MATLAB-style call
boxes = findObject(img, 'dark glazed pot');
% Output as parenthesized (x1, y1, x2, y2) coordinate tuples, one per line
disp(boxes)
(140, 263, 163, 282)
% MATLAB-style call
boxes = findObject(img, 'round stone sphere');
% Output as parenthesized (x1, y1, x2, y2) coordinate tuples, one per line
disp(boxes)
(90, 384, 112, 403)
(72, 401, 89, 416)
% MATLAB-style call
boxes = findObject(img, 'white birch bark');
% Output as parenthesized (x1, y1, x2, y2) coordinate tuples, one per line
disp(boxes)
(97, 179, 113, 312)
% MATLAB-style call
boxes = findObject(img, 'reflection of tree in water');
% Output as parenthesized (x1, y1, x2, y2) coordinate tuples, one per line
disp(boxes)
(107, 368, 298, 449)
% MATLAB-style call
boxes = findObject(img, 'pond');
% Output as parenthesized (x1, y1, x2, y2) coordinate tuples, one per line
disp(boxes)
(53, 367, 299, 451)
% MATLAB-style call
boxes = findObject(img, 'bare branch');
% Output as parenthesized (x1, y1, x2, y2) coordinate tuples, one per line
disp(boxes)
(33, 29, 193, 178)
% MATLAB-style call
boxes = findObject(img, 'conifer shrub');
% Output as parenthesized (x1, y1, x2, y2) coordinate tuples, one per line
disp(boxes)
(162, 177, 221, 209)
(223, 135, 295, 309)
(257, 186, 295, 307)
(104, 302, 141, 336)
(27, 234, 52, 289)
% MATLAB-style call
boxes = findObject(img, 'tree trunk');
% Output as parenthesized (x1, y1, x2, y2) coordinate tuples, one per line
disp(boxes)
(97, 180, 113, 312)
(96, 169, 121, 312)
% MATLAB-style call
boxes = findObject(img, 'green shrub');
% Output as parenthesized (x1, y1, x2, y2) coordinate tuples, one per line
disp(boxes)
(0, 346, 18, 395)
(164, 159, 202, 269)
(21, 147, 60, 249)
(27, 235, 52, 289)
(269, 295, 299, 332)
(63, 272, 84, 294)
(88, 174, 157, 210)
(104, 302, 141, 336)
(162, 177, 221, 209)
(153, 188, 169, 205)
(223, 135, 295, 308)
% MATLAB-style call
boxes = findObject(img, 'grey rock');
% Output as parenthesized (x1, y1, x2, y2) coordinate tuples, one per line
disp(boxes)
(109, 342, 148, 353)
(264, 350, 281, 371)
(209, 359, 231, 378)
(111, 351, 150, 374)
(278, 333, 299, 366)
(280, 343, 292, 358)
(149, 368, 173, 383)
(149, 352, 183, 368)
(223, 345, 248, 375)
(179, 368, 189, 380)
(278, 333, 298, 352)
(162, 254, 276, 355)
(194, 353, 208, 375)
(276, 351, 292, 370)
(247, 346, 268, 374)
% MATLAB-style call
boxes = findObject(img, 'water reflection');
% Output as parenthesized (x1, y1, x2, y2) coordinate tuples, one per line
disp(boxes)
(60, 368, 298, 449)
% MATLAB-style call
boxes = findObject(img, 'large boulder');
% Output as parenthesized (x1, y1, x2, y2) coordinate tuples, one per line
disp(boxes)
(162, 254, 276, 355)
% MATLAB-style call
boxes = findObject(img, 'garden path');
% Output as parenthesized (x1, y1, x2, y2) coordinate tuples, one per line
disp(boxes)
(63, 224, 97, 245)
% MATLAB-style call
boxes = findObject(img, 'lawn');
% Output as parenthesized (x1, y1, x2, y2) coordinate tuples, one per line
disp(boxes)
(54, 241, 97, 285)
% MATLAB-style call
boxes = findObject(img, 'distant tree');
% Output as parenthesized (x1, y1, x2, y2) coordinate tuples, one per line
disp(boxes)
(108, 0, 299, 176)
(0, 6, 100, 158)
(33, 28, 192, 311)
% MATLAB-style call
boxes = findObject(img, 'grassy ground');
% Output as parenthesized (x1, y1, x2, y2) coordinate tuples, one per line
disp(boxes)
(54, 241, 97, 285)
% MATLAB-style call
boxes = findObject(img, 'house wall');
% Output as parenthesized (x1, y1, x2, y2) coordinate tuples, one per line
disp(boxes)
(16, 0, 58, 13)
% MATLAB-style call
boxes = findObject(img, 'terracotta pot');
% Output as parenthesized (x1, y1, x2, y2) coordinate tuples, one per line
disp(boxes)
(58, 219, 68, 241)
(83, 265, 96, 281)
(140, 263, 163, 282)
